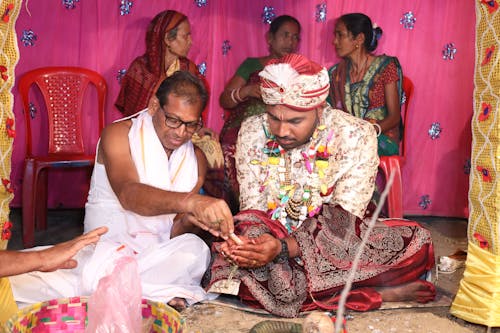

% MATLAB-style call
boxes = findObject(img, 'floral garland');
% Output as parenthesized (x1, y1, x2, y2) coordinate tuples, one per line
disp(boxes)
(256, 124, 333, 233)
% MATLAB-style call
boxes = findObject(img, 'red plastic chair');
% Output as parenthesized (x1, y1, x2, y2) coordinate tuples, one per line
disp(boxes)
(19, 67, 107, 248)
(378, 76, 413, 218)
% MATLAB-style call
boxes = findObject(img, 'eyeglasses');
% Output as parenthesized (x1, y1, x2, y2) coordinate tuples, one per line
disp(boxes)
(163, 111, 202, 133)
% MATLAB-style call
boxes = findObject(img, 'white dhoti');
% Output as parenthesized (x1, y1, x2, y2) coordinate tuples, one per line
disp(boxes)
(10, 110, 217, 306)
(10, 234, 212, 306)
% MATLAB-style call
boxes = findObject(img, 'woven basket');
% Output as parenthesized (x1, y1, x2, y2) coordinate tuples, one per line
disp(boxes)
(2, 296, 184, 333)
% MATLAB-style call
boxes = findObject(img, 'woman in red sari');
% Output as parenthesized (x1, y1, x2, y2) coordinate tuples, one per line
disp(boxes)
(115, 10, 203, 117)
(329, 13, 403, 157)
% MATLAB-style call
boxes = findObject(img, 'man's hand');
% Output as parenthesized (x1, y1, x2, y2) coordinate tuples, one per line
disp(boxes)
(185, 194, 234, 240)
(221, 234, 281, 268)
(37, 227, 108, 272)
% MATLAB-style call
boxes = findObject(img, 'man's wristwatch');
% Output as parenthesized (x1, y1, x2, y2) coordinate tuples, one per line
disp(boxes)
(273, 238, 289, 264)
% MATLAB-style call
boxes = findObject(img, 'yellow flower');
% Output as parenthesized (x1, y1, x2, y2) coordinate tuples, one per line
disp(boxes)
(269, 156, 280, 165)
(315, 160, 328, 169)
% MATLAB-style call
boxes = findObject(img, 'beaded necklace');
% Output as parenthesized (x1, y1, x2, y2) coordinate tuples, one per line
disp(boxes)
(257, 124, 333, 233)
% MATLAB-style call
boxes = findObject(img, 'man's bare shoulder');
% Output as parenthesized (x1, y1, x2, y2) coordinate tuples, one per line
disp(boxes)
(97, 120, 133, 164)
(100, 119, 132, 142)
(193, 144, 203, 156)
(193, 145, 207, 161)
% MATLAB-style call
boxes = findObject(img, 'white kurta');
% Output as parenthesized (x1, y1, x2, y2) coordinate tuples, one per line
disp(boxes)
(10, 110, 216, 306)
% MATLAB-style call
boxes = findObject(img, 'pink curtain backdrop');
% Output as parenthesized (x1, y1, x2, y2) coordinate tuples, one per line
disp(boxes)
(10, 0, 474, 217)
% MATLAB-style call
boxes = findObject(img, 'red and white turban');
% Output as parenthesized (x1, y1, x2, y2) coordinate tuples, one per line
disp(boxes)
(259, 54, 330, 111)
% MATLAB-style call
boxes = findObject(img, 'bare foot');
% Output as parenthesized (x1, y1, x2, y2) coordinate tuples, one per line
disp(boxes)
(377, 280, 436, 303)
(168, 297, 187, 312)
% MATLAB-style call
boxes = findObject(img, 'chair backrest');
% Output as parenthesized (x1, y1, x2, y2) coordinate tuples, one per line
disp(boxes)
(400, 76, 414, 159)
(19, 67, 107, 156)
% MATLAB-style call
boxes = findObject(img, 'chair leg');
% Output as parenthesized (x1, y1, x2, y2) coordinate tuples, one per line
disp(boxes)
(387, 164, 403, 218)
(379, 157, 403, 218)
(22, 160, 36, 248)
(36, 169, 48, 231)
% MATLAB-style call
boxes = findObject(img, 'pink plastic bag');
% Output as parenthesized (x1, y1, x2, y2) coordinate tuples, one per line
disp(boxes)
(86, 256, 142, 333)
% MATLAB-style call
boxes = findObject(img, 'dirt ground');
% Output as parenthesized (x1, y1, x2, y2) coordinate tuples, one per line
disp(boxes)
(182, 304, 482, 333)
(181, 218, 499, 333)
(7, 213, 497, 332)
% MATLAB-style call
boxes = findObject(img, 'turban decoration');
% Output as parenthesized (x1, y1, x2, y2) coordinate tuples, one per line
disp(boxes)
(259, 54, 330, 111)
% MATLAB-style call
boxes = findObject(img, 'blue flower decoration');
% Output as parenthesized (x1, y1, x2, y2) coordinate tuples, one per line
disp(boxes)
(29, 102, 37, 119)
(419, 195, 431, 210)
(120, 0, 133, 15)
(62, 0, 80, 10)
(464, 159, 471, 175)
(195, 0, 208, 7)
(428, 122, 442, 140)
(116, 69, 127, 84)
(400, 11, 416, 30)
(442, 43, 457, 60)
(197, 62, 207, 76)
(21, 29, 37, 47)
(315, 3, 327, 23)
(222, 40, 231, 55)
(262, 6, 276, 24)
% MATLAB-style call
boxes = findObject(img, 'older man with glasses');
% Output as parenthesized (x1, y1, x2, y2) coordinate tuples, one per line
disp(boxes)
(9, 71, 233, 311)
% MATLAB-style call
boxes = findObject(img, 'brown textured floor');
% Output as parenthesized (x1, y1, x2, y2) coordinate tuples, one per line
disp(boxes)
(6, 209, 499, 332)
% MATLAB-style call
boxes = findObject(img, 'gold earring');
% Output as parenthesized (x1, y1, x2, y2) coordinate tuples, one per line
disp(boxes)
(355, 44, 359, 48)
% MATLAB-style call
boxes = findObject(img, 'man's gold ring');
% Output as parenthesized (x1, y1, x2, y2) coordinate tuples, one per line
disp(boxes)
(252, 259, 257, 266)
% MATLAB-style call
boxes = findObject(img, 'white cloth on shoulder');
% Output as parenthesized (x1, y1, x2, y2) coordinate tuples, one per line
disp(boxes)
(10, 110, 216, 307)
